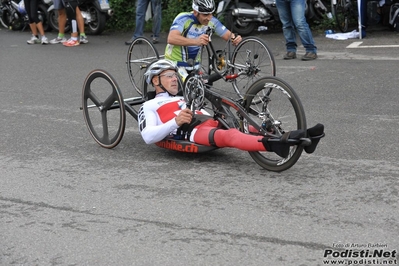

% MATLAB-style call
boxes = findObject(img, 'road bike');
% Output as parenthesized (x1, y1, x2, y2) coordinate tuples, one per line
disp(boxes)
(126, 31, 276, 100)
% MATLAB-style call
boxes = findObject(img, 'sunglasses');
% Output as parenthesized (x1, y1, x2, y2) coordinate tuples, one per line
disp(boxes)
(159, 72, 179, 79)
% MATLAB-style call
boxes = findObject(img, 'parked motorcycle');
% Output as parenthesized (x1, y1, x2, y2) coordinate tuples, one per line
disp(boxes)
(47, 0, 112, 35)
(0, 0, 50, 31)
(216, 0, 328, 36)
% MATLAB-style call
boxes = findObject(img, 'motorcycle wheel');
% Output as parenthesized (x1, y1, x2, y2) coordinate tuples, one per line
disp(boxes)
(48, 9, 70, 33)
(86, 6, 106, 35)
(225, 2, 256, 36)
(10, 11, 24, 31)
(0, 9, 11, 28)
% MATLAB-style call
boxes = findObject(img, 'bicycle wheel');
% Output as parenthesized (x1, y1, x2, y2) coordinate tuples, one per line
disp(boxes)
(334, 0, 350, 32)
(230, 36, 276, 98)
(126, 37, 160, 95)
(242, 77, 306, 172)
(82, 69, 126, 149)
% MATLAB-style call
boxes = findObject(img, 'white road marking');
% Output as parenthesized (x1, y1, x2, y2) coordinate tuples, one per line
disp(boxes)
(347, 41, 399, 48)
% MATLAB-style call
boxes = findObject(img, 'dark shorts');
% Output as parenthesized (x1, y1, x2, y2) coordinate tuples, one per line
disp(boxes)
(53, 0, 65, 10)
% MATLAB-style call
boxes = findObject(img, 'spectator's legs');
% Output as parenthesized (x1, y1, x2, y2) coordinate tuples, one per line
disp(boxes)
(133, 0, 149, 39)
(275, 0, 297, 53)
(290, 0, 317, 53)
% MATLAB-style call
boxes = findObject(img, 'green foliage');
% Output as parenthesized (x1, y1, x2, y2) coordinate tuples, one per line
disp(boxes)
(310, 15, 338, 33)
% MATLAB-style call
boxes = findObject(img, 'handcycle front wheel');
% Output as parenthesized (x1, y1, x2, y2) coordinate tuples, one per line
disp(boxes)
(126, 37, 160, 95)
(82, 69, 126, 149)
(242, 77, 306, 172)
(230, 36, 276, 98)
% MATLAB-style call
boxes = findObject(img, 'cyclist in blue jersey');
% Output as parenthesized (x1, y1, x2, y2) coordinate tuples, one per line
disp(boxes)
(165, 0, 242, 71)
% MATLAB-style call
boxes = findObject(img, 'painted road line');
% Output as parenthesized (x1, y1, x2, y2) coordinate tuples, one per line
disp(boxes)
(347, 41, 399, 48)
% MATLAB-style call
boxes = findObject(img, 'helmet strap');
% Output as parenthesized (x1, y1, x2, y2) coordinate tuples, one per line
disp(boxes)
(155, 76, 176, 96)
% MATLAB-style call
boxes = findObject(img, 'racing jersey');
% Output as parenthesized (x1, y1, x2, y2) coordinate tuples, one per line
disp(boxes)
(138, 92, 210, 144)
(164, 12, 228, 68)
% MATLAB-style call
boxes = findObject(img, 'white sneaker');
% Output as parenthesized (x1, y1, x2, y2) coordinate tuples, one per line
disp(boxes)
(41, 36, 48, 45)
(79, 35, 88, 44)
(27, 35, 40, 45)
(50, 36, 67, 44)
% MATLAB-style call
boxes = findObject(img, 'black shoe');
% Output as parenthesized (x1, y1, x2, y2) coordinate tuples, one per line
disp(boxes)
(152, 38, 159, 44)
(283, 51, 296, 60)
(125, 39, 142, 45)
(301, 52, 318, 61)
(262, 129, 306, 158)
(304, 123, 324, 154)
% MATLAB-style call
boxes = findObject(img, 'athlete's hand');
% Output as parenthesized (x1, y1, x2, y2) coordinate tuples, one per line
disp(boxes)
(231, 34, 242, 46)
(197, 34, 210, 46)
(175, 108, 193, 126)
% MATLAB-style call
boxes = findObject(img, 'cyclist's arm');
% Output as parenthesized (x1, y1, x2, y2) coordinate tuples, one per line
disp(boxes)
(220, 30, 242, 46)
(167, 29, 209, 46)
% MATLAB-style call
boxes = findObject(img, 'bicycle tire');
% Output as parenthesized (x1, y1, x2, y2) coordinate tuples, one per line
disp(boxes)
(127, 37, 160, 95)
(334, 0, 350, 32)
(242, 77, 306, 172)
(230, 36, 276, 98)
(82, 69, 126, 149)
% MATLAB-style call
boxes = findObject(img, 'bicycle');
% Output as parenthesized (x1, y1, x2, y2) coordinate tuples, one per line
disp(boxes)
(126, 31, 276, 100)
(333, 0, 358, 32)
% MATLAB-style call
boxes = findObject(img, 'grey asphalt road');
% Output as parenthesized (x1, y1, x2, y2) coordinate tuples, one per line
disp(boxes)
(0, 27, 398, 266)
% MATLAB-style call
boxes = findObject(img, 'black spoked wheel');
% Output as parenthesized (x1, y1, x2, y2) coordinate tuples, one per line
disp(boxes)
(127, 37, 160, 95)
(230, 36, 276, 98)
(334, 0, 350, 32)
(242, 77, 306, 172)
(82, 69, 126, 149)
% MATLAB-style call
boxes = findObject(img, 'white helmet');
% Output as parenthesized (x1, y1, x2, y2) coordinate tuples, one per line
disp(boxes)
(144, 59, 178, 85)
(192, 0, 215, 14)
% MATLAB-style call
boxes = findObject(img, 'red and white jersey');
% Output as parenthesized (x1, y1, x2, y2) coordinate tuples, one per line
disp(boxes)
(138, 92, 210, 144)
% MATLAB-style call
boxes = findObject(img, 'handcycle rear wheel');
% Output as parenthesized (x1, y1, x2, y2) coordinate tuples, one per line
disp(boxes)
(242, 77, 306, 172)
(82, 69, 126, 149)
(230, 36, 276, 98)
(127, 37, 160, 95)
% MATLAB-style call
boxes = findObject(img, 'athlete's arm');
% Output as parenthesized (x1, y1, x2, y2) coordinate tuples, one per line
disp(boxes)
(220, 30, 242, 46)
(167, 29, 209, 46)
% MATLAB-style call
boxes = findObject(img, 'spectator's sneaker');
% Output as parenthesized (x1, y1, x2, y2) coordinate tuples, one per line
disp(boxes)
(27, 35, 40, 45)
(152, 37, 159, 44)
(301, 52, 318, 61)
(283, 51, 296, 60)
(63, 39, 80, 47)
(79, 35, 88, 44)
(50, 36, 67, 44)
(41, 36, 48, 45)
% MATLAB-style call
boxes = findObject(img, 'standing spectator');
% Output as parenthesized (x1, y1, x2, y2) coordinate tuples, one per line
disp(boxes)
(49, 0, 88, 45)
(24, 0, 48, 44)
(125, 0, 162, 45)
(275, 0, 317, 61)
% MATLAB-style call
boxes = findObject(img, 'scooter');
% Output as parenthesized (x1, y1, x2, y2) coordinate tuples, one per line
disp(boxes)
(216, 0, 328, 35)
(47, 0, 112, 35)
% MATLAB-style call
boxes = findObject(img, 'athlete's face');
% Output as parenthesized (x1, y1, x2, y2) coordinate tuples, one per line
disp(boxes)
(194, 11, 213, 25)
(155, 70, 179, 95)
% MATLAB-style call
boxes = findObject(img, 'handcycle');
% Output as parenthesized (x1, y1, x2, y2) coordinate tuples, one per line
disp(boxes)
(126, 28, 276, 100)
(82, 64, 323, 172)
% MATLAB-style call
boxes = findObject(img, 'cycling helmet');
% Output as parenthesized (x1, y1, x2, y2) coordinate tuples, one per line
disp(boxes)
(192, 0, 215, 14)
(144, 59, 178, 85)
